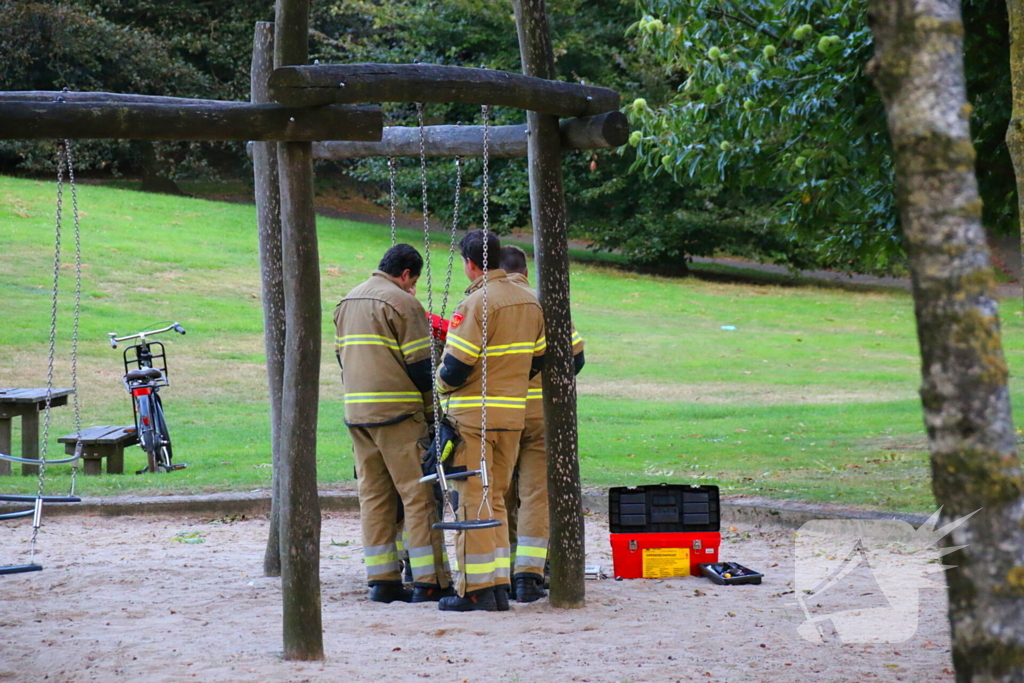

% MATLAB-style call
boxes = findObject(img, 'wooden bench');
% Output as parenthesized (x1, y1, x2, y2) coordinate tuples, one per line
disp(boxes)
(58, 426, 138, 475)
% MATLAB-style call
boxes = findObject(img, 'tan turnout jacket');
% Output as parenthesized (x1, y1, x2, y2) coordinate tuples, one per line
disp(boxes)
(437, 269, 545, 431)
(333, 271, 432, 427)
(504, 272, 585, 422)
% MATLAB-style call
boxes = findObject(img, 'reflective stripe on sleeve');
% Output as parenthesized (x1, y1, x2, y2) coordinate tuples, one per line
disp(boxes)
(526, 388, 543, 401)
(401, 336, 431, 355)
(336, 334, 401, 350)
(571, 330, 583, 345)
(534, 336, 547, 352)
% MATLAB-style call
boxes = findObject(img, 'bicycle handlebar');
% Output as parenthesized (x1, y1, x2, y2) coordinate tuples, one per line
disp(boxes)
(108, 323, 186, 349)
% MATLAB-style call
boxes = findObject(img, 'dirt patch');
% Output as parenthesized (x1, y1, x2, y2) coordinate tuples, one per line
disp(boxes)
(1, 513, 953, 682)
(577, 379, 915, 405)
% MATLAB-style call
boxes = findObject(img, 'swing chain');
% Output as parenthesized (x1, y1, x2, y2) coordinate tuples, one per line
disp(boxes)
(477, 104, 493, 519)
(387, 156, 397, 246)
(440, 156, 462, 321)
(67, 140, 82, 494)
(417, 103, 451, 517)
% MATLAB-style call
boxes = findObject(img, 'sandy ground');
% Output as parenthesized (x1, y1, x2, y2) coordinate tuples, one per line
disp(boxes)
(1, 513, 953, 683)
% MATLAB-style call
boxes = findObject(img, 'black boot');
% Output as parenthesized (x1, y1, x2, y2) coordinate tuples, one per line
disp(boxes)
(514, 574, 546, 603)
(411, 584, 456, 603)
(438, 588, 498, 612)
(369, 582, 413, 604)
(494, 584, 511, 612)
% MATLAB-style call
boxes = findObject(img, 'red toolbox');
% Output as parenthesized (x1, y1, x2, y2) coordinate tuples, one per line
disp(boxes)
(610, 531, 721, 578)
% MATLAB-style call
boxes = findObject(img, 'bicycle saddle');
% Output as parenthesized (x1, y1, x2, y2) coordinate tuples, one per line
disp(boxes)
(125, 368, 163, 381)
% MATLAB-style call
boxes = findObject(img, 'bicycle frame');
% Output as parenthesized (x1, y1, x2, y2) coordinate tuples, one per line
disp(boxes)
(108, 323, 186, 474)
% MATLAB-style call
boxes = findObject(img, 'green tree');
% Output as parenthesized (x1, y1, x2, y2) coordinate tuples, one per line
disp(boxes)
(626, 0, 903, 274)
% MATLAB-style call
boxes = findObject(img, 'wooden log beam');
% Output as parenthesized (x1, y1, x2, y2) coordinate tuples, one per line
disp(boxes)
(268, 63, 620, 117)
(0, 93, 382, 142)
(308, 111, 628, 159)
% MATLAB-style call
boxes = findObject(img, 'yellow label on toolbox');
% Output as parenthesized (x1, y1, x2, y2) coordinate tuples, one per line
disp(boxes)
(642, 548, 691, 578)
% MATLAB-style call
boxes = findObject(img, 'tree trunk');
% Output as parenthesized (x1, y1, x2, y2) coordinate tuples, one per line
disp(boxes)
(869, 1, 1024, 679)
(274, 0, 324, 662)
(1007, 0, 1024, 308)
(252, 21, 286, 579)
(511, 0, 586, 609)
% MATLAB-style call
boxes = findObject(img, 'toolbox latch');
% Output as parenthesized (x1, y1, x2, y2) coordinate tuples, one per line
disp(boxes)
(693, 539, 702, 550)
(628, 539, 638, 552)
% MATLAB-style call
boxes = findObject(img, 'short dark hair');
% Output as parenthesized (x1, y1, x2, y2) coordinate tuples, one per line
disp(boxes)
(378, 243, 423, 278)
(499, 245, 528, 275)
(459, 230, 501, 270)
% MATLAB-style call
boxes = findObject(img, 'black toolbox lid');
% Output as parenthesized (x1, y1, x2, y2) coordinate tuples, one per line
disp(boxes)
(608, 483, 720, 533)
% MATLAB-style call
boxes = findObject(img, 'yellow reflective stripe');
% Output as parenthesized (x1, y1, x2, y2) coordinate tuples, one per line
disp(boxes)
(336, 334, 400, 350)
(448, 396, 527, 408)
(535, 336, 547, 352)
(516, 546, 548, 558)
(345, 391, 422, 404)
(527, 388, 543, 400)
(571, 331, 583, 344)
(401, 336, 431, 353)
(485, 342, 536, 357)
(408, 554, 435, 569)
(464, 560, 497, 573)
(496, 555, 511, 568)
(365, 551, 399, 567)
(447, 334, 481, 358)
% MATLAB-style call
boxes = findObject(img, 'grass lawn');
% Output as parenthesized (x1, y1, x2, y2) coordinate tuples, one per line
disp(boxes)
(2, 174, 1023, 512)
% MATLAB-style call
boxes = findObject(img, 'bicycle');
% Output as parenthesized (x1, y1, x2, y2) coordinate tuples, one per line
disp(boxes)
(108, 323, 187, 474)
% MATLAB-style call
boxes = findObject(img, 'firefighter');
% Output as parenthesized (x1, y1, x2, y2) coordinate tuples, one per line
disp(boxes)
(434, 230, 545, 612)
(333, 243, 453, 603)
(498, 245, 585, 602)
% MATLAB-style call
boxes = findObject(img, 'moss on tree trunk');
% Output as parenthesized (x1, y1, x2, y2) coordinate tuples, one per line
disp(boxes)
(869, 0, 1024, 678)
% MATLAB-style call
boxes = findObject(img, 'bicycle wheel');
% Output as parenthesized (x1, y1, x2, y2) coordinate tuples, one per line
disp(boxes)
(151, 393, 174, 471)
(135, 392, 161, 474)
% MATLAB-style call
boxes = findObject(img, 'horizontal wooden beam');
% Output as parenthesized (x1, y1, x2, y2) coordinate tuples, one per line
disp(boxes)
(268, 63, 620, 117)
(0, 92, 383, 142)
(307, 111, 628, 159)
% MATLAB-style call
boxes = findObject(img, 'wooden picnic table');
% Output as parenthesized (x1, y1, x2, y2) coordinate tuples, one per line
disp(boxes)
(0, 388, 75, 476)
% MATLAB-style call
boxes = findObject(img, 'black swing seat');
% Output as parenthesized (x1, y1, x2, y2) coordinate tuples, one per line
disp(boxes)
(420, 469, 481, 484)
(0, 495, 80, 504)
(125, 368, 163, 382)
(433, 518, 502, 531)
(0, 564, 43, 576)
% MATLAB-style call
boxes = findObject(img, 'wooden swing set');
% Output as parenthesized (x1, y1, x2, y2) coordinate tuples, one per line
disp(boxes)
(1, 0, 626, 660)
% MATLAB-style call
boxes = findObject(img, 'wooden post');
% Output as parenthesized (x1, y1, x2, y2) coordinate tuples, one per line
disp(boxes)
(274, 0, 324, 661)
(512, 0, 586, 609)
(252, 21, 286, 578)
(869, 0, 1024, 676)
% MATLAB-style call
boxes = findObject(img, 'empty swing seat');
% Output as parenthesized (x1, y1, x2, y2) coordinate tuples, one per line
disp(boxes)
(433, 518, 502, 531)
(0, 564, 43, 576)
(419, 469, 481, 484)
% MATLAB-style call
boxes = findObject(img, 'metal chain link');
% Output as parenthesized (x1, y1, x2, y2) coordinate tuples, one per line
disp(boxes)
(67, 140, 82, 495)
(417, 104, 447, 491)
(32, 141, 67, 559)
(440, 156, 462, 321)
(478, 104, 493, 518)
(387, 156, 397, 246)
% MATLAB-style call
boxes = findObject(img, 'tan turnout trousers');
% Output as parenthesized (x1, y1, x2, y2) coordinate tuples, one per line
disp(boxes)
(450, 423, 520, 595)
(504, 417, 548, 579)
(349, 412, 450, 587)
